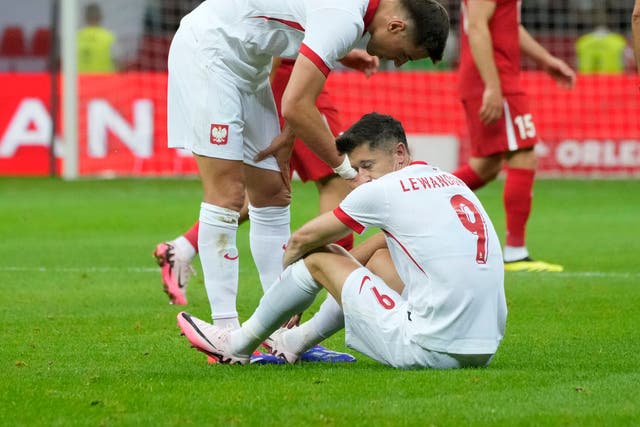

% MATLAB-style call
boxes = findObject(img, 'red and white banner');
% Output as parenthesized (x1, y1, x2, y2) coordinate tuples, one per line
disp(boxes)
(1, 72, 639, 176)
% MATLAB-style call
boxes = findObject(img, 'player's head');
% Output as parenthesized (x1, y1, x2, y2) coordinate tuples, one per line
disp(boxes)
(336, 113, 411, 181)
(85, 3, 103, 25)
(366, 0, 449, 67)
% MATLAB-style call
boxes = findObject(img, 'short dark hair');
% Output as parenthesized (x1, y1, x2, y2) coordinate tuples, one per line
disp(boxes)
(402, 0, 450, 63)
(336, 113, 408, 155)
(85, 4, 102, 23)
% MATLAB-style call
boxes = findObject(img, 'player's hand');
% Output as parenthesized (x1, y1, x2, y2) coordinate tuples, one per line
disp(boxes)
(254, 130, 296, 190)
(479, 86, 503, 125)
(339, 49, 380, 77)
(347, 172, 367, 189)
(282, 313, 302, 329)
(544, 56, 576, 89)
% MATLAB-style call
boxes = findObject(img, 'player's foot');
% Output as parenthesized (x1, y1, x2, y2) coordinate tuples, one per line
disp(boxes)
(504, 257, 564, 272)
(177, 312, 249, 365)
(206, 350, 285, 365)
(249, 350, 286, 365)
(300, 345, 356, 363)
(153, 242, 195, 305)
(263, 328, 301, 364)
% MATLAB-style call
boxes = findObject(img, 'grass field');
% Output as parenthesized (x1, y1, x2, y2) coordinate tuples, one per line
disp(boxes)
(1, 177, 639, 426)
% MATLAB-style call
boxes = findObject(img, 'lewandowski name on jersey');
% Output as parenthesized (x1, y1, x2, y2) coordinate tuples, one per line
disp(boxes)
(399, 173, 467, 193)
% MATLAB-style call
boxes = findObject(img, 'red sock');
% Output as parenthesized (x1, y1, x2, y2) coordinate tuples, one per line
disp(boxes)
(452, 164, 486, 190)
(334, 234, 354, 251)
(184, 221, 200, 253)
(504, 168, 535, 247)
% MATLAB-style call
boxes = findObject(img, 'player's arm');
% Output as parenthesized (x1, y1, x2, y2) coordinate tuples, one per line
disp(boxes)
(519, 25, 575, 89)
(466, 0, 502, 125)
(338, 48, 380, 77)
(283, 211, 352, 267)
(253, 56, 297, 185)
(633, 0, 640, 73)
(350, 232, 386, 265)
(281, 55, 355, 178)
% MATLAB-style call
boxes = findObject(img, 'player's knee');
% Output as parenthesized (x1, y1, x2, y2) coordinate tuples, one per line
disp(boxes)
(469, 156, 502, 182)
(202, 179, 246, 211)
(304, 245, 348, 272)
(366, 248, 390, 270)
(507, 149, 537, 169)
(247, 176, 291, 207)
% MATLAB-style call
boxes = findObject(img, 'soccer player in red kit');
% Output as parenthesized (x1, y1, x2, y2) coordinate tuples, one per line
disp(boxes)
(452, 0, 576, 272)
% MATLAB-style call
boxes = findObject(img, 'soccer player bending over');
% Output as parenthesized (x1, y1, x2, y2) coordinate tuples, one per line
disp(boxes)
(178, 113, 507, 369)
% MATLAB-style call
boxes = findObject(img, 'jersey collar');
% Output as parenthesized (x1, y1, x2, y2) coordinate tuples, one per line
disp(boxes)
(363, 0, 380, 31)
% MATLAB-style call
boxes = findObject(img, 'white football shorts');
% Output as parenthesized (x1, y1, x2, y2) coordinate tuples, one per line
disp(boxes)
(341, 267, 494, 369)
(167, 27, 280, 171)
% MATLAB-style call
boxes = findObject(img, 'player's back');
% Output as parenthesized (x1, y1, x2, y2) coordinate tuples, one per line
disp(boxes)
(350, 162, 506, 354)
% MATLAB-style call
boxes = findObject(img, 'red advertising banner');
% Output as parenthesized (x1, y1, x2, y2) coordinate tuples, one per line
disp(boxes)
(1, 72, 639, 176)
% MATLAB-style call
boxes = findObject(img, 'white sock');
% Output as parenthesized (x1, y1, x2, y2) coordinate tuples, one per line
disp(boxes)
(282, 295, 345, 354)
(199, 202, 241, 329)
(503, 245, 529, 262)
(230, 259, 321, 355)
(248, 204, 290, 292)
(171, 236, 196, 261)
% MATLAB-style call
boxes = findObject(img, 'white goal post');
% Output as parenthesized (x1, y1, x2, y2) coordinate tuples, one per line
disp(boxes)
(61, 0, 79, 180)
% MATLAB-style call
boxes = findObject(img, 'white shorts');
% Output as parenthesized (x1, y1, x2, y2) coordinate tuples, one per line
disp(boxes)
(167, 27, 280, 171)
(341, 267, 494, 370)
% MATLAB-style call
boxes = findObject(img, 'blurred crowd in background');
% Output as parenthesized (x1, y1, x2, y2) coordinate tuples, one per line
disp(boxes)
(0, 0, 636, 73)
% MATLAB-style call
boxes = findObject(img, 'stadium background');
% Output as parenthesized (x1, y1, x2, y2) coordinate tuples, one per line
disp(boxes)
(0, 0, 638, 177)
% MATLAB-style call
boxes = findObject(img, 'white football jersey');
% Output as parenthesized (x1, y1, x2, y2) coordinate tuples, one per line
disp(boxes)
(335, 161, 507, 354)
(178, 0, 378, 90)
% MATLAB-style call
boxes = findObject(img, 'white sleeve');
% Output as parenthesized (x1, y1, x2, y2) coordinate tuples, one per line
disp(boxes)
(301, 7, 364, 71)
(336, 181, 388, 232)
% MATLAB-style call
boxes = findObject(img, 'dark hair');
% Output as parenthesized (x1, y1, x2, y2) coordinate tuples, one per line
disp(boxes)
(85, 4, 102, 23)
(402, 0, 450, 63)
(336, 113, 408, 155)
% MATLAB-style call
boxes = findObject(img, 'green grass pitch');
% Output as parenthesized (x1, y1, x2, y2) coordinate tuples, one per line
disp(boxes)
(1, 177, 639, 426)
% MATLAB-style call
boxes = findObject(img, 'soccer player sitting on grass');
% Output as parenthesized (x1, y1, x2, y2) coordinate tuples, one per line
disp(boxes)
(177, 113, 507, 369)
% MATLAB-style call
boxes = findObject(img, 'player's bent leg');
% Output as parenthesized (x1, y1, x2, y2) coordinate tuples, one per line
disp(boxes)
(303, 244, 363, 305)
(226, 260, 323, 362)
(364, 248, 405, 296)
(295, 297, 357, 363)
(340, 267, 411, 368)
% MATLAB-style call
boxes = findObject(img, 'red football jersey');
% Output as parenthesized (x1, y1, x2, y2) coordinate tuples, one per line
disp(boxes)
(458, 0, 524, 99)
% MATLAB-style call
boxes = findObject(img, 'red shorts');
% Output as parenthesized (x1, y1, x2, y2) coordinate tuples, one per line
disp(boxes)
(462, 94, 538, 157)
(272, 60, 340, 182)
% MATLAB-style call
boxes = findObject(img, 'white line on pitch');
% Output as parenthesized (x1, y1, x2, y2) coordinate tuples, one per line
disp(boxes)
(509, 271, 640, 278)
(0, 266, 158, 273)
(0, 266, 639, 279)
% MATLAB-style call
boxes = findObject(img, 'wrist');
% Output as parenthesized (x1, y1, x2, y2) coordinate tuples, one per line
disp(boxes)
(333, 155, 357, 180)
